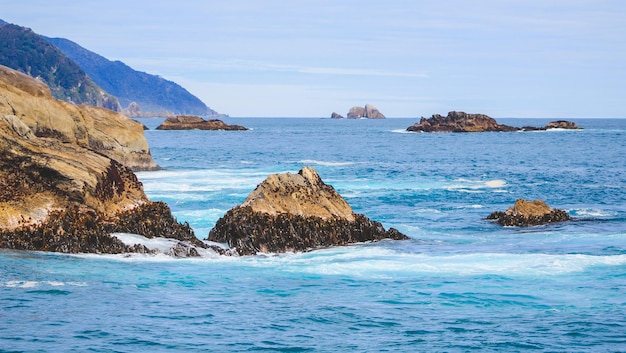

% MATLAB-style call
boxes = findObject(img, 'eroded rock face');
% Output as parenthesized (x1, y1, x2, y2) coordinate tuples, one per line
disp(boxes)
(487, 199, 571, 226)
(0, 65, 158, 171)
(407, 111, 518, 132)
(156, 115, 248, 130)
(208, 167, 408, 255)
(0, 66, 203, 255)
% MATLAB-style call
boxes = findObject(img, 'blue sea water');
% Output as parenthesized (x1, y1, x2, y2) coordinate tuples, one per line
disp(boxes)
(1, 118, 626, 352)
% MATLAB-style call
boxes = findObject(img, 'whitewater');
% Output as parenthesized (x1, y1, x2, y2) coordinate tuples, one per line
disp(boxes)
(1, 118, 625, 352)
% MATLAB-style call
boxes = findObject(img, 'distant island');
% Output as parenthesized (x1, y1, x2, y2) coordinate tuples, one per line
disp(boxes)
(156, 116, 248, 130)
(331, 104, 385, 119)
(406, 111, 582, 132)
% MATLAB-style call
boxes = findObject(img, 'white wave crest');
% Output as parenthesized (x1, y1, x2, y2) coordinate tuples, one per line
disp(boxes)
(3, 280, 88, 288)
(298, 160, 356, 167)
(569, 208, 618, 218)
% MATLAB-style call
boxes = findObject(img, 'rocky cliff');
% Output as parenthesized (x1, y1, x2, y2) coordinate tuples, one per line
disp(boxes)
(0, 65, 206, 255)
(156, 115, 248, 130)
(487, 199, 571, 226)
(208, 167, 408, 255)
(0, 65, 158, 171)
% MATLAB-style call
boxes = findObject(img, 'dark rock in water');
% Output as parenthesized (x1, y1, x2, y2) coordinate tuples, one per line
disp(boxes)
(487, 199, 571, 226)
(406, 111, 583, 133)
(331, 112, 344, 119)
(156, 115, 248, 130)
(407, 111, 519, 132)
(207, 167, 408, 255)
(544, 120, 582, 130)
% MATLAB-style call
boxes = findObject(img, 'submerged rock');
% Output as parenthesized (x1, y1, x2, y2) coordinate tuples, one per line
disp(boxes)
(487, 199, 571, 226)
(156, 115, 248, 130)
(208, 167, 408, 255)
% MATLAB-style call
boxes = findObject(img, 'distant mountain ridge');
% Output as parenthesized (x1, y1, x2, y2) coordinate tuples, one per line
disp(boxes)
(0, 22, 121, 111)
(45, 37, 219, 117)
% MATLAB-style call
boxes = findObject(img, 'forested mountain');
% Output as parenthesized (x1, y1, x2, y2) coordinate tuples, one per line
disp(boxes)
(45, 37, 218, 116)
(0, 22, 121, 111)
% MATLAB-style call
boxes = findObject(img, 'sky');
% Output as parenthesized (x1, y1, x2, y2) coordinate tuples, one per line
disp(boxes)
(2, 0, 625, 118)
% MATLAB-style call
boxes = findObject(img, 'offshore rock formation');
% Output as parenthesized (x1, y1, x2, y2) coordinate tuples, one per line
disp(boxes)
(156, 115, 248, 130)
(347, 104, 386, 119)
(0, 65, 158, 171)
(407, 111, 582, 133)
(407, 111, 518, 132)
(487, 199, 571, 226)
(0, 65, 205, 256)
(521, 120, 583, 131)
(208, 167, 408, 255)
(331, 112, 344, 119)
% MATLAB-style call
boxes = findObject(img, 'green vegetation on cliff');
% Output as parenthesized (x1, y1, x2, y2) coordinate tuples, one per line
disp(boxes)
(45, 37, 219, 116)
(0, 22, 120, 111)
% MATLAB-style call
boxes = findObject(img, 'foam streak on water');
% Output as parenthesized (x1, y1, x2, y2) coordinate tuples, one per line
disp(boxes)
(2, 118, 626, 352)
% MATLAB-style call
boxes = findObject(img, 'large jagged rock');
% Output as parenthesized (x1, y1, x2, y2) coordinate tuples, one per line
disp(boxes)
(487, 199, 571, 226)
(407, 111, 518, 132)
(407, 111, 582, 133)
(0, 66, 206, 256)
(0, 65, 158, 171)
(331, 112, 344, 119)
(156, 115, 248, 130)
(346, 104, 386, 119)
(208, 167, 408, 255)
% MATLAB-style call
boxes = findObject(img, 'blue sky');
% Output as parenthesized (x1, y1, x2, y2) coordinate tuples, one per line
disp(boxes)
(3, 0, 625, 117)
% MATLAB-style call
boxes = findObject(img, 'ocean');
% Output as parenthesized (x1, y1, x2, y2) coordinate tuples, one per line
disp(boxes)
(1, 117, 625, 352)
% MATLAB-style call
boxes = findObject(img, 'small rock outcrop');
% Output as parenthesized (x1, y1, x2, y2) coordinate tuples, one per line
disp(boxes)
(407, 111, 518, 132)
(208, 167, 408, 255)
(487, 199, 571, 226)
(346, 104, 385, 119)
(156, 115, 248, 130)
(407, 111, 582, 133)
(331, 112, 344, 119)
(521, 120, 583, 131)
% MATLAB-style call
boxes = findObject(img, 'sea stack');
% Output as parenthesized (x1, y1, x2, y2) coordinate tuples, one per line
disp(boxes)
(487, 199, 571, 226)
(346, 104, 386, 119)
(208, 167, 408, 255)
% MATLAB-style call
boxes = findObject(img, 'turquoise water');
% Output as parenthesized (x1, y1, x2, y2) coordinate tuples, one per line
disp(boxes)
(2, 118, 625, 352)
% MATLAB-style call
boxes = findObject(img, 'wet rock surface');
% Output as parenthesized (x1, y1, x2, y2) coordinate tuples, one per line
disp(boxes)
(208, 167, 408, 255)
(487, 199, 572, 226)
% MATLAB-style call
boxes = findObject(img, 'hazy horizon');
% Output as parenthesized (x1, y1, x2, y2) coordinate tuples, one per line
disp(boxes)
(3, 1, 625, 118)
